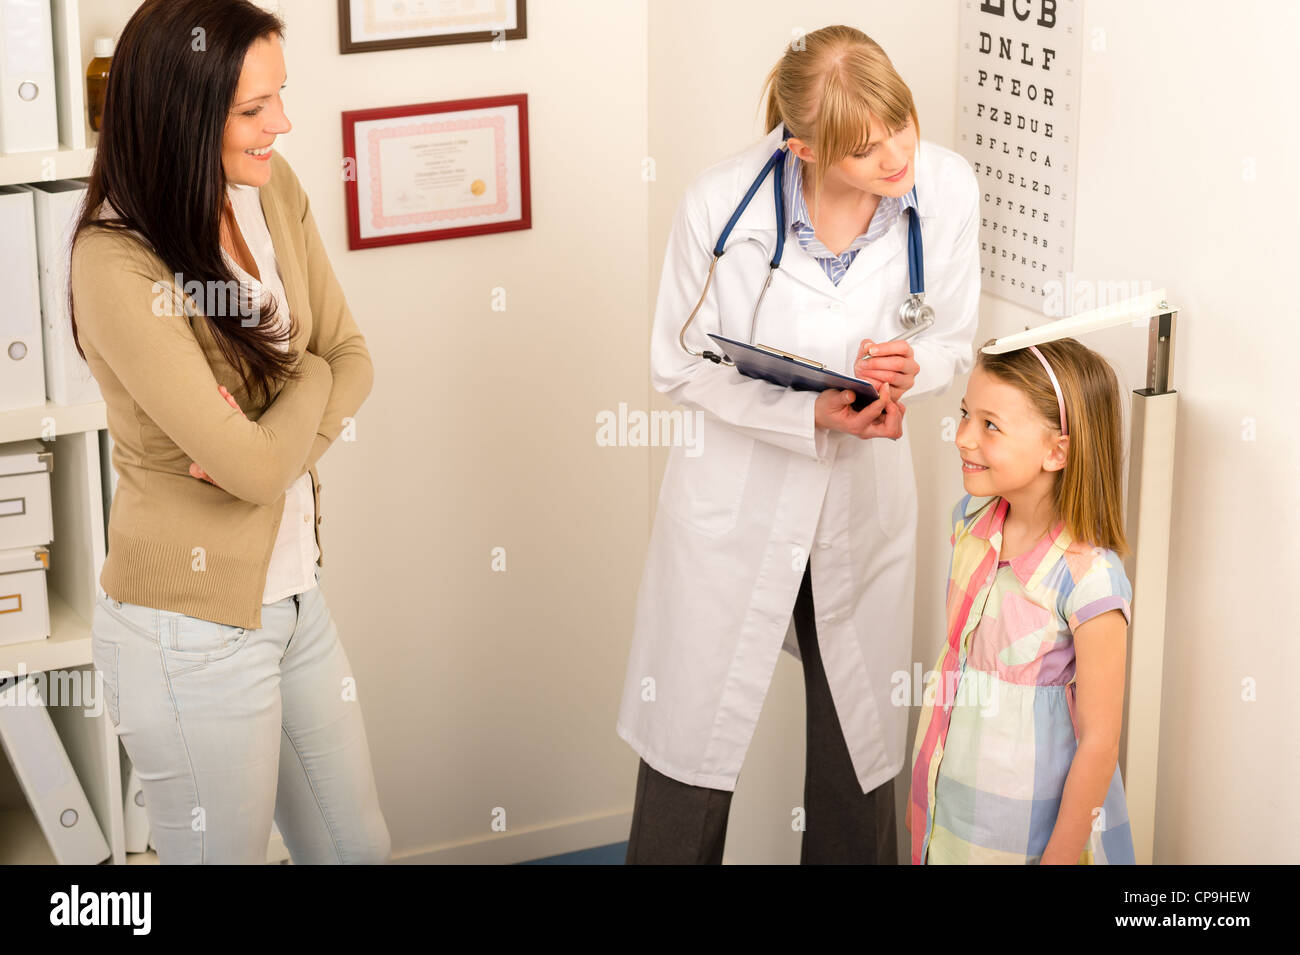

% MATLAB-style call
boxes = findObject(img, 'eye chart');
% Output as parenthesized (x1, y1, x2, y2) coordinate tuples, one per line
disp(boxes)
(956, 0, 1083, 313)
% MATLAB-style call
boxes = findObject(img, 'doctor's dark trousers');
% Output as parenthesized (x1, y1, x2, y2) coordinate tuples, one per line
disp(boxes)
(625, 559, 898, 864)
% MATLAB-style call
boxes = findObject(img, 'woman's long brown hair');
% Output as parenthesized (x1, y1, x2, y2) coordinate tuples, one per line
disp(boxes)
(67, 0, 298, 407)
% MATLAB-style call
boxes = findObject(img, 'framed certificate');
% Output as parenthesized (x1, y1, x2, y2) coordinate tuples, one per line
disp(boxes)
(341, 94, 531, 250)
(338, 0, 526, 54)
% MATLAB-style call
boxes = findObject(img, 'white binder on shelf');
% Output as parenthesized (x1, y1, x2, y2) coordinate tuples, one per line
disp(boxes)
(122, 763, 148, 853)
(0, 185, 45, 411)
(0, 0, 59, 153)
(48, 0, 84, 151)
(20, 178, 100, 406)
(0, 673, 111, 864)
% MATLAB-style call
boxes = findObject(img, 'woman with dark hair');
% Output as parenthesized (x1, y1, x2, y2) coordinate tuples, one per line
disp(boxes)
(75, 0, 389, 864)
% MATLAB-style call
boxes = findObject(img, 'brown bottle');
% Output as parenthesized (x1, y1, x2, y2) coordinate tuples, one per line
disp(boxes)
(86, 38, 114, 132)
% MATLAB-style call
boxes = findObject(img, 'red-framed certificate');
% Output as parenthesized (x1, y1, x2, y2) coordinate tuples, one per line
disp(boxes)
(341, 94, 531, 250)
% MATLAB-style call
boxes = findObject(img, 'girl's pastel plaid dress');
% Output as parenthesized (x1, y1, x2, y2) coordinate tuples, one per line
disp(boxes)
(909, 493, 1136, 865)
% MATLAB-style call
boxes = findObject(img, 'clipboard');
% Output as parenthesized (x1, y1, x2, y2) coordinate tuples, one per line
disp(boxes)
(707, 333, 881, 411)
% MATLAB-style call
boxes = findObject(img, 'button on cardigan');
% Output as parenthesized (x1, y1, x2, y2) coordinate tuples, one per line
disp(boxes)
(71, 151, 374, 629)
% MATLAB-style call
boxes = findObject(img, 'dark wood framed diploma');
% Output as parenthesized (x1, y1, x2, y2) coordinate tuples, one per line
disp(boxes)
(338, 0, 526, 54)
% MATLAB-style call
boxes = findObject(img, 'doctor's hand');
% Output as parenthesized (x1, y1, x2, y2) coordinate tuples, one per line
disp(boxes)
(189, 385, 246, 488)
(854, 339, 918, 402)
(814, 383, 905, 441)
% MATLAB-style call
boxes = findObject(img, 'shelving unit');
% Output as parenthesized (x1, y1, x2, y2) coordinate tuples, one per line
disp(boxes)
(0, 586, 98, 675)
(0, 0, 146, 188)
(0, 408, 112, 864)
(0, 146, 95, 189)
(0, 0, 288, 866)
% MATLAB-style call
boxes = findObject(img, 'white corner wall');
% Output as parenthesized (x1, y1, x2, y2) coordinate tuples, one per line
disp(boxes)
(648, 0, 1297, 864)
(269, 0, 650, 861)
(223, 0, 1293, 864)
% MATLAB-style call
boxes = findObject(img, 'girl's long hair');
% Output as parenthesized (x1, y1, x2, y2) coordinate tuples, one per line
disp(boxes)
(760, 25, 920, 227)
(67, 0, 296, 407)
(976, 337, 1130, 557)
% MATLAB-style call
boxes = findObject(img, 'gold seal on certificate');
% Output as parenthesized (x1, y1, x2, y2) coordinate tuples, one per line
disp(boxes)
(342, 95, 531, 249)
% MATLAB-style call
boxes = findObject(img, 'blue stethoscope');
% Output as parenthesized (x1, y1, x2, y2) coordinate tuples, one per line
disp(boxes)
(679, 129, 934, 365)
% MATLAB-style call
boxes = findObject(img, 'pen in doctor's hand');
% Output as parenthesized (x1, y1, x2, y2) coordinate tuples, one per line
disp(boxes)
(890, 321, 930, 346)
(857, 333, 920, 401)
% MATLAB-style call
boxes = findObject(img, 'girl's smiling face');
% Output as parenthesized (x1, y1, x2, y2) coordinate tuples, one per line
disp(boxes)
(957, 366, 1067, 495)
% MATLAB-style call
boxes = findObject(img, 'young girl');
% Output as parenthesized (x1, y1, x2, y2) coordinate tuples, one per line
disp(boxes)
(907, 337, 1135, 864)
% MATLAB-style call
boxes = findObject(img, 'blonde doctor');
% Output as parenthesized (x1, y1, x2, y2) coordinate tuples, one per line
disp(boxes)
(617, 25, 980, 864)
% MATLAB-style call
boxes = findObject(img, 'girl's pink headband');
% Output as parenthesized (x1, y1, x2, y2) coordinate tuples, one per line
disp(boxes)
(1028, 345, 1068, 437)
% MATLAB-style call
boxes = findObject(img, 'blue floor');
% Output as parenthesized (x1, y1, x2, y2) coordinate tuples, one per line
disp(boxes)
(518, 842, 627, 865)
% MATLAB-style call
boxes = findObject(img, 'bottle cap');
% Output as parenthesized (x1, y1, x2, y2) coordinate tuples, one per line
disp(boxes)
(94, 37, 115, 58)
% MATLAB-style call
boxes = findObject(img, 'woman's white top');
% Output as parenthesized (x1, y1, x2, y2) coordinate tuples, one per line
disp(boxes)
(222, 181, 319, 604)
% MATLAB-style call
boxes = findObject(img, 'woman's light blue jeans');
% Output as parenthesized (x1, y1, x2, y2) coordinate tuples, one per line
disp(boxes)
(90, 563, 391, 864)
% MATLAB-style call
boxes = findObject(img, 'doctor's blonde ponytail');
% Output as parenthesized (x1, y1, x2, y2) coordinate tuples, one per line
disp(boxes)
(761, 25, 920, 225)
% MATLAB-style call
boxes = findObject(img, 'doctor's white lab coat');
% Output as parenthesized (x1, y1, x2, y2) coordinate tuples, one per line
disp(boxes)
(616, 125, 981, 794)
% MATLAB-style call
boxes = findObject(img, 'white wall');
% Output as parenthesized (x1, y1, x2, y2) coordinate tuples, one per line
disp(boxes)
(647, 0, 1296, 864)
(245, 0, 1291, 863)
(269, 0, 649, 861)
(1063, 0, 1298, 864)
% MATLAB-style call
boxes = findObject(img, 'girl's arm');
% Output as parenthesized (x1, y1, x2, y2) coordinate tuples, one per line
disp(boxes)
(1040, 607, 1128, 864)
